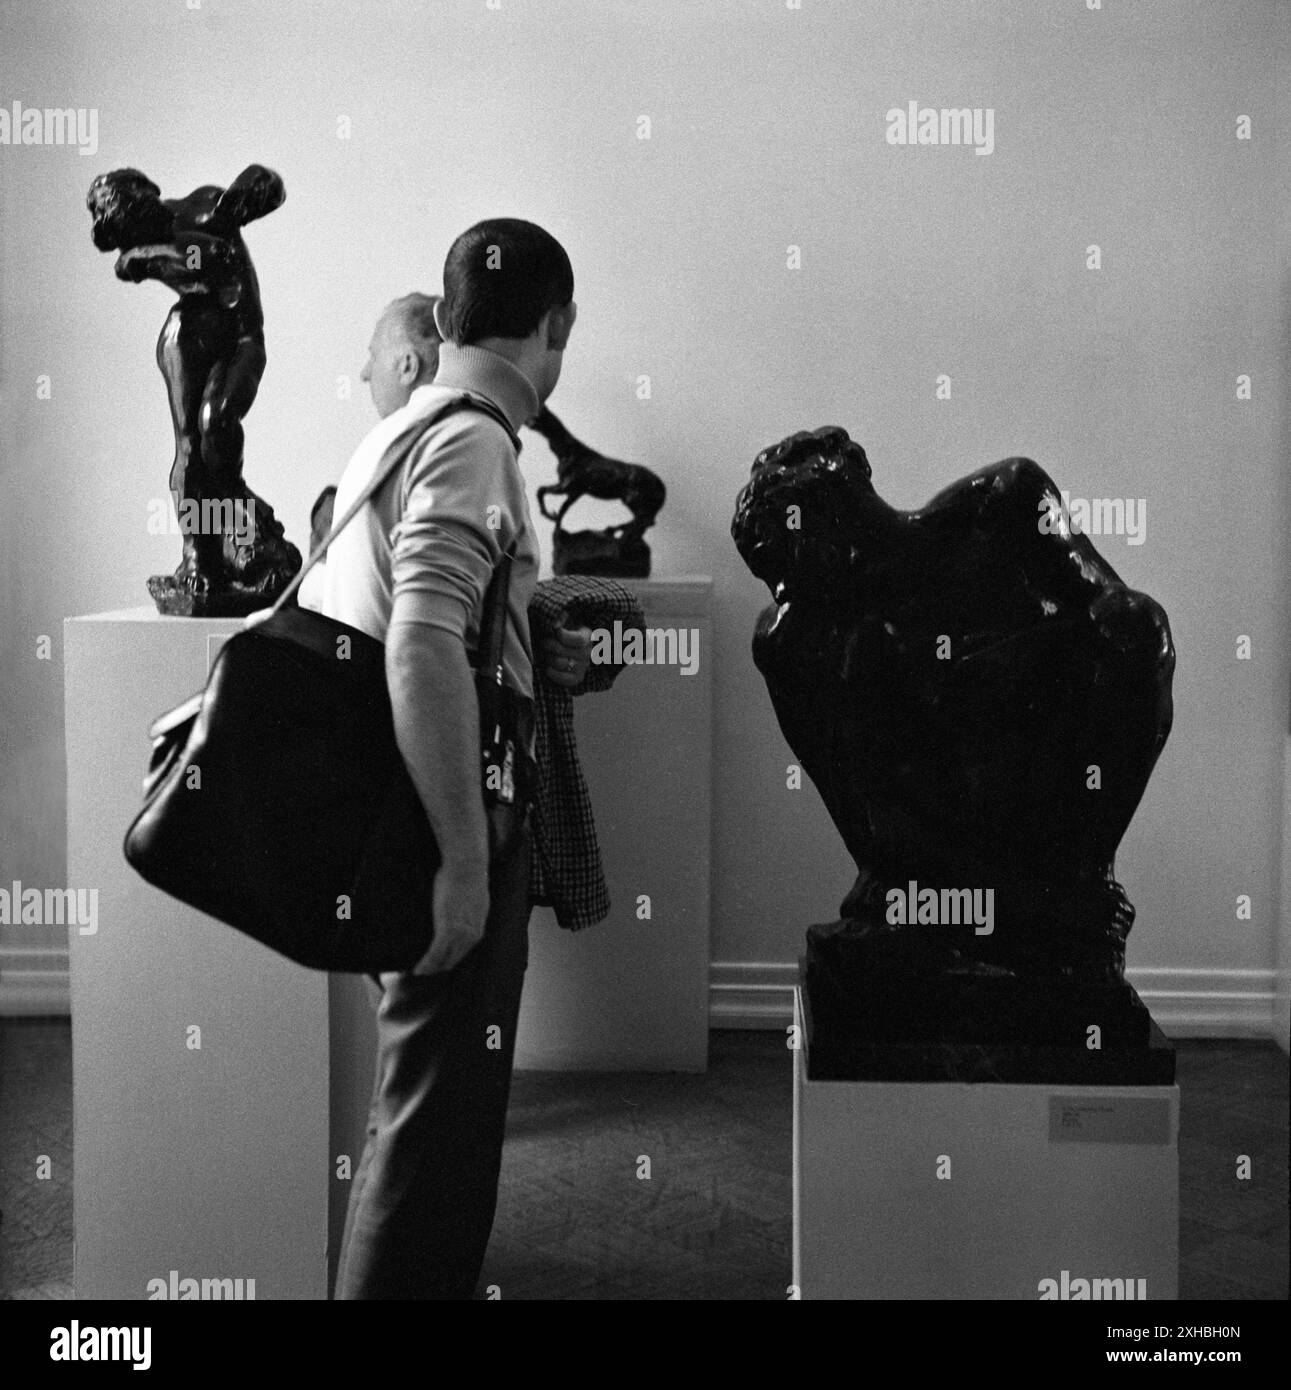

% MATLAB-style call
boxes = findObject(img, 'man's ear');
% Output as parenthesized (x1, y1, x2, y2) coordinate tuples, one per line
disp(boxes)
(432, 297, 451, 342)
(547, 300, 577, 352)
(397, 349, 420, 384)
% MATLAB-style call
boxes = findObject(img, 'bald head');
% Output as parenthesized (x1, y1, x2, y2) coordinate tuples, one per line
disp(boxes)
(361, 292, 443, 417)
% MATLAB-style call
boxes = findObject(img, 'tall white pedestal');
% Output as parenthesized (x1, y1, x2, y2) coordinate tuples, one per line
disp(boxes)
(67, 582, 713, 1299)
(792, 989, 1180, 1300)
(66, 609, 329, 1300)
(513, 577, 713, 1071)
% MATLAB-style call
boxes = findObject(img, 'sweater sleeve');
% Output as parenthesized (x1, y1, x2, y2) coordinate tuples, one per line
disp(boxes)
(388, 413, 524, 640)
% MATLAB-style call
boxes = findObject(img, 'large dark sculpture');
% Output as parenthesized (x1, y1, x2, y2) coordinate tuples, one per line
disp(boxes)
(87, 164, 301, 615)
(732, 427, 1176, 1075)
(530, 407, 665, 577)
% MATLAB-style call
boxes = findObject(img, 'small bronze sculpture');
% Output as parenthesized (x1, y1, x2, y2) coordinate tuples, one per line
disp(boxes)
(530, 407, 665, 577)
(733, 427, 1175, 1061)
(88, 164, 301, 615)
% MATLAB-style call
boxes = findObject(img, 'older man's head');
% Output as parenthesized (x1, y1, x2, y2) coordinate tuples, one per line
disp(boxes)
(360, 292, 442, 417)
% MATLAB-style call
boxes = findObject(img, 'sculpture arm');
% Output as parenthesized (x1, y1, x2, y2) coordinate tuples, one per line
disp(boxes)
(114, 244, 186, 283)
(115, 231, 235, 291)
(216, 164, 286, 227)
(925, 457, 1125, 608)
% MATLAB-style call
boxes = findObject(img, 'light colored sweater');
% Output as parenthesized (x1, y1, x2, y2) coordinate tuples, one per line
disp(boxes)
(321, 344, 541, 699)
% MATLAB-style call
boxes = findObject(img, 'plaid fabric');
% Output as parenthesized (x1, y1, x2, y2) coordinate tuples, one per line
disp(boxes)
(527, 576, 645, 930)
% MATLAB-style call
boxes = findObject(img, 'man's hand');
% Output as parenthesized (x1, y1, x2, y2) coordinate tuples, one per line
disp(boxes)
(541, 624, 592, 688)
(413, 856, 490, 976)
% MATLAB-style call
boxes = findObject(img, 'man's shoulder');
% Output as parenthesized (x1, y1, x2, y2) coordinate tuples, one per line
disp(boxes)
(335, 390, 517, 499)
(418, 389, 520, 450)
(403, 392, 523, 483)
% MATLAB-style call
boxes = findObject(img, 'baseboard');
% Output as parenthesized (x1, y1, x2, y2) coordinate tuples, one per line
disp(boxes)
(710, 960, 1282, 1041)
(710, 961, 800, 1031)
(0, 946, 71, 1015)
(4, 950, 1279, 1040)
(1129, 967, 1282, 1039)
(1277, 733, 1291, 1053)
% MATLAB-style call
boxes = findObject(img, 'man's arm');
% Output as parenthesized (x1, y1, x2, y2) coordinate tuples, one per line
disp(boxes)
(386, 618, 490, 976)
(384, 415, 525, 975)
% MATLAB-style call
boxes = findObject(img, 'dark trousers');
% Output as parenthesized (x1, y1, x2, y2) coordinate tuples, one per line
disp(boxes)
(335, 815, 531, 1300)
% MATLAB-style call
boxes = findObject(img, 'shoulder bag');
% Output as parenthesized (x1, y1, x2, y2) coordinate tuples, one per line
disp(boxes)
(122, 393, 532, 973)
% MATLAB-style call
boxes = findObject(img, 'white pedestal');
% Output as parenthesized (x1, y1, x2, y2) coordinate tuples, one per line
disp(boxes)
(66, 580, 713, 1299)
(66, 609, 329, 1300)
(513, 577, 713, 1071)
(792, 989, 1179, 1300)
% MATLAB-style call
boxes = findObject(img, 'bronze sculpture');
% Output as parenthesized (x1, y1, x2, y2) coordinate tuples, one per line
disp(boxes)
(87, 164, 301, 615)
(530, 407, 665, 577)
(733, 427, 1176, 1068)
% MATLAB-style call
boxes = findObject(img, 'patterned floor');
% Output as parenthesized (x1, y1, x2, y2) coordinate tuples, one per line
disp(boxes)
(0, 1022, 1285, 1300)
(0, 1019, 73, 1300)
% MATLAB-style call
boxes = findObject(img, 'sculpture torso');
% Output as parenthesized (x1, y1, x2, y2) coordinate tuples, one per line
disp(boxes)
(138, 187, 260, 316)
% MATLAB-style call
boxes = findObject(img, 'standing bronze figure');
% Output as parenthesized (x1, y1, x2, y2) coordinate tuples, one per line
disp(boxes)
(88, 163, 301, 615)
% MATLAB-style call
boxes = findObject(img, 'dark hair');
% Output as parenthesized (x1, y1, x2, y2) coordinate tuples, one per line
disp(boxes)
(310, 485, 337, 523)
(441, 219, 573, 346)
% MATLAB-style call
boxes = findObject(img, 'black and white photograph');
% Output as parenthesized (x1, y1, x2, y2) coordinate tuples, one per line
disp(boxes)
(0, 0, 1287, 1358)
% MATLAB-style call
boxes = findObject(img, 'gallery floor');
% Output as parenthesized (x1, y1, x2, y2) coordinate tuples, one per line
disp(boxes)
(0, 1022, 1285, 1301)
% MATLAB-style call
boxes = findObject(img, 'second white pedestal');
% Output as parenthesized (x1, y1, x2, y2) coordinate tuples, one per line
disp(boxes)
(792, 988, 1179, 1300)
(513, 577, 713, 1071)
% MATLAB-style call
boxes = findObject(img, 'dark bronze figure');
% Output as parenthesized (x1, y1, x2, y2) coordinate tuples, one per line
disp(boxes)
(733, 427, 1176, 1057)
(87, 164, 301, 615)
(530, 407, 665, 578)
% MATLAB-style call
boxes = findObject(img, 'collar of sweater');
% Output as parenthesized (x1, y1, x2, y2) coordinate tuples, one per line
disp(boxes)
(430, 342, 540, 435)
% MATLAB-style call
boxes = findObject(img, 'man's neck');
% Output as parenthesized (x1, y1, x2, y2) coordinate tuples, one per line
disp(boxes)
(472, 336, 544, 400)
(432, 342, 541, 433)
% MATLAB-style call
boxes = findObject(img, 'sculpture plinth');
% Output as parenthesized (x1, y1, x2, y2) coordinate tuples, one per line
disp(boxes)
(732, 426, 1176, 1072)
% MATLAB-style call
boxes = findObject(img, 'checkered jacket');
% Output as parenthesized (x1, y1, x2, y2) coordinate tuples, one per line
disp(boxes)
(527, 576, 645, 929)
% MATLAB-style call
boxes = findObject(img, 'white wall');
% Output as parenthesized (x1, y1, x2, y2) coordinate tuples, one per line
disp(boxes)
(1, 0, 1287, 1034)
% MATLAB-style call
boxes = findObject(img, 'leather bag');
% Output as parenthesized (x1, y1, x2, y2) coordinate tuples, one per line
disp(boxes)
(123, 392, 530, 972)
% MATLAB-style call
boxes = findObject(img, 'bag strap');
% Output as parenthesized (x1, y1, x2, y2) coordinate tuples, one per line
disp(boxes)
(257, 392, 521, 621)
(476, 542, 516, 683)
